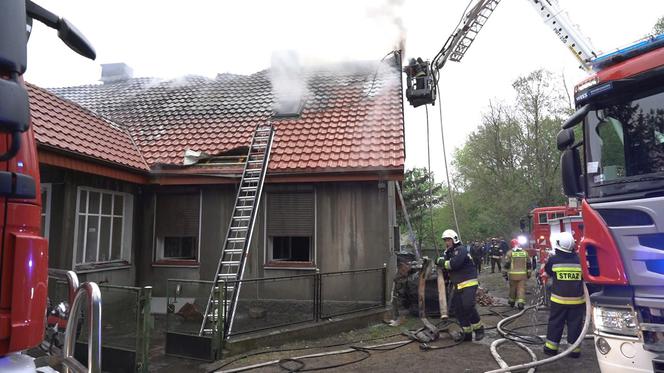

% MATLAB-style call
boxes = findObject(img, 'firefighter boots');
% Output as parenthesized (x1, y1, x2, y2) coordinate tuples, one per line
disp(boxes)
(474, 325, 485, 341)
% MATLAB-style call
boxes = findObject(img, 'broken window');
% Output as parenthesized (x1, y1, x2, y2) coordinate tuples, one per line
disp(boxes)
(266, 191, 314, 265)
(74, 187, 133, 266)
(155, 191, 201, 261)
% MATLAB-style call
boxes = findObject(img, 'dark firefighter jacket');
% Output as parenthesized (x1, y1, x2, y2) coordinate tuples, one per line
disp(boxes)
(437, 243, 478, 290)
(544, 250, 585, 305)
(489, 244, 503, 258)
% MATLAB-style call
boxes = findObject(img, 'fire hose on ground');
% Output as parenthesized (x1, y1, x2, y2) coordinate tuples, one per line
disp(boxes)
(484, 283, 593, 373)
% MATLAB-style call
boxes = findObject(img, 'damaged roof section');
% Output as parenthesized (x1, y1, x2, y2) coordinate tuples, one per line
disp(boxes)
(46, 56, 405, 175)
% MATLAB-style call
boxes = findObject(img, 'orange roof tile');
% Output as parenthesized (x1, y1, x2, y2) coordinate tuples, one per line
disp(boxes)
(27, 83, 148, 171)
(48, 58, 405, 175)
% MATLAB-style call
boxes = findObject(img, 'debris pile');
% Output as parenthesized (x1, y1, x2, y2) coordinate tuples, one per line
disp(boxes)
(475, 287, 499, 306)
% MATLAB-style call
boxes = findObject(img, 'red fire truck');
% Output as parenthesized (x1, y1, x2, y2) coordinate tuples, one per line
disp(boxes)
(527, 203, 583, 265)
(558, 33, 664, 372)
(0, 1, 96, 371)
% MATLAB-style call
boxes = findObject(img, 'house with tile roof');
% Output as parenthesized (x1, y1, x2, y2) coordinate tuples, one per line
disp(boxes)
(34, 55, 405, 305)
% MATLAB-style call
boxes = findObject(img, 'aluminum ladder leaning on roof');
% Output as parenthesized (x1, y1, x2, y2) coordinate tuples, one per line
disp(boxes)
(199, 123, 275, 337)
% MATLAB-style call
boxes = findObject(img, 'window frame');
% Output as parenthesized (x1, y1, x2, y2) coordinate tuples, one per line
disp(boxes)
(72, 186, 134, 269)
(152, 190, 203, 266)
(538, 213, 548, 224)
(263, 189, 317, 270)
(41, 183, 52, 240)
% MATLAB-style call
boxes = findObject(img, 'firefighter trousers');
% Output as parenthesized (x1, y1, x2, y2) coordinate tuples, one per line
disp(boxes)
(473, 257, 482, 273)
(544, 303, 585, 353)
(508, 279, 526, 305)
(451, 285, 482, 334)
(491, 258, 502, 273)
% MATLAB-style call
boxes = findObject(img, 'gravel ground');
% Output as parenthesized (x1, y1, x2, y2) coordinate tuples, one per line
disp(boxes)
(155, 265, 601, 373)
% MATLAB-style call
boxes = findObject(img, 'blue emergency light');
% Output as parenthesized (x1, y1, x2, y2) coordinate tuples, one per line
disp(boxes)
(591, 33, 664, 71)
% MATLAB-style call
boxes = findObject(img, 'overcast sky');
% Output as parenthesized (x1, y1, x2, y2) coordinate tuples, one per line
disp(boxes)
(24, 0, 664, 181)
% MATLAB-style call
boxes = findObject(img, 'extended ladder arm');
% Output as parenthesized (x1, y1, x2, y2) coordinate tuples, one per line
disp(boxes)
(405, 0, 598, 107)
(525, 0, 597, 71)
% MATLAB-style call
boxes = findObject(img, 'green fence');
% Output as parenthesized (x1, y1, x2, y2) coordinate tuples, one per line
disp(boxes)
(47, 278, 153, 373)
(165, 279, 224, 361)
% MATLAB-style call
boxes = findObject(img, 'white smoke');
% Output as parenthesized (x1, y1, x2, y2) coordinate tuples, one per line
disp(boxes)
(270, 50, 308, 115)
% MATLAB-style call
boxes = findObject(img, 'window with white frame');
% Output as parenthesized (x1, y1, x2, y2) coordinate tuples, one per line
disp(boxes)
(74, 188, 133, 266)
(266, 192, 315, 265)
(41, 183, 52, 239)
(154, 192, 201, 261)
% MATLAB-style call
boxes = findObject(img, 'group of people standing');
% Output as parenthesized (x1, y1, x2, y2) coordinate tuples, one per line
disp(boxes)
(467, 238, 509, 273)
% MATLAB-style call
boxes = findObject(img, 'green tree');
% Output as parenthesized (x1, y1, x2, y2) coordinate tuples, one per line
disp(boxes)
(451, 69, 567, 240)
(399, 167, 445, 252)
(654, 16, 664, 34)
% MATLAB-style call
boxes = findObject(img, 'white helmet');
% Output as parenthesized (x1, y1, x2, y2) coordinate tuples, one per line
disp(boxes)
(442, 229, 460, 244)
(552, 232, 575, 253)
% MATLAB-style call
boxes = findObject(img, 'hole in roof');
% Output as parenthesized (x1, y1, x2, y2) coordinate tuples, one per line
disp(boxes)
(273, 99, 304, 118)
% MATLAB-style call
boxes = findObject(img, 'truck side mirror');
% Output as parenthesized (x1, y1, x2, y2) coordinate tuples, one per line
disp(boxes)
(557, 128, 575, 151)
(560, 148, 583, 197)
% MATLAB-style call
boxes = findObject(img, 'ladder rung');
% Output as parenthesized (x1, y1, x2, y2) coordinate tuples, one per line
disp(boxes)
(221, 261, 240, 266)
(218, 273, 236, 278)
(227, 237, 245, 242)
(235, 206, 253, 211)
(247, 160, 263, 164)
(214, 285, 235, 291)
(230, 226, 248, 231)
(243, 177, 259, 182)
(241, 187, 257, 192)
(238, 196, 255, 200)
(233, 216, 250, 220)
(224, 249, 243, 254)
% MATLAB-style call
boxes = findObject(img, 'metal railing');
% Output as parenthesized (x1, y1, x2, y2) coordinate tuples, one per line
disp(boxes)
(47, 269, 102, 373)
(167, 267, 386, 341)
(63, 281, 102, 373)
(48, 270, 152, 373)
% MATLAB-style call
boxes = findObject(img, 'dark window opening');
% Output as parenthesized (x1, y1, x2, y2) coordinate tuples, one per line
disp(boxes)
(272, 236, 311, 261)
(164, 236, 197, 259)
(538, 213, 548, 224)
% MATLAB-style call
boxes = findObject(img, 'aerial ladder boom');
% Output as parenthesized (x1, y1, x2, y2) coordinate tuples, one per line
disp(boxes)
(405, 0, 598, 107)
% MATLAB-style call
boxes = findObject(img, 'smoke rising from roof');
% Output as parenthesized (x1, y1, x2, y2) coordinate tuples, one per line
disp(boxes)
(270, 51, 307, 116)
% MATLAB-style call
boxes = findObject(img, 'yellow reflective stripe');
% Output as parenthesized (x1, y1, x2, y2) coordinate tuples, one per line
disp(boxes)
(472, 322, 483, 330)
(457, 279, 479, 289)
(545, 341, 559, 350)
(552, 267, 582, 272)
(550, 294, 585, 305)
(572, 347, 581, 353)
(509, 271, 527, 274)
(512, 252, 527, 257)
(444, 260, 451, 270)
(463, 326, 472, 333)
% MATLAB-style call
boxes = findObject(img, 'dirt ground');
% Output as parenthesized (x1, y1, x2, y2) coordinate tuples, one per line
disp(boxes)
(158, 264, 600, 373)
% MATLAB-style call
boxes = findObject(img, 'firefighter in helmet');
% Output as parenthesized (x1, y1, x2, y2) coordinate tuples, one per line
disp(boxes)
(503, 238, 532, 309)
(436, 229, 484, 342)
(489, 238, 503, 273)
(543, 231, 585, 358)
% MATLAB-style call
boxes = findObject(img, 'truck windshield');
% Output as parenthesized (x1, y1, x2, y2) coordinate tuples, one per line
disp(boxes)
(585, 87, 664, 199)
